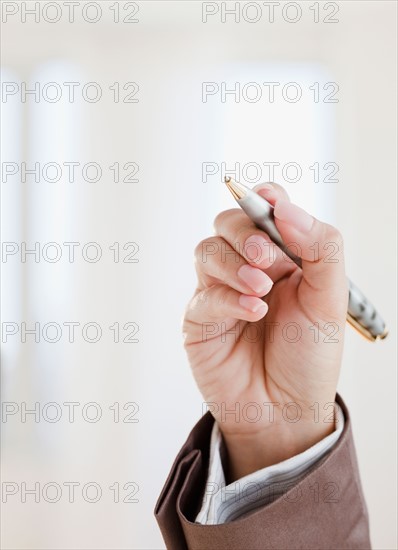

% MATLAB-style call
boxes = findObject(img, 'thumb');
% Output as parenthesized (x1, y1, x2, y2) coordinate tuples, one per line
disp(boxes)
(274, 199, 348, 316)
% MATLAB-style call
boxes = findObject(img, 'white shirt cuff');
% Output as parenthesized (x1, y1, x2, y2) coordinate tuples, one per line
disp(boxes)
(195, 403, 345, 525)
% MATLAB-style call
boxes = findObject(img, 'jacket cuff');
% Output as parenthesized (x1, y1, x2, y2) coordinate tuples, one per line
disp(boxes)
(154, 394, 371, 550)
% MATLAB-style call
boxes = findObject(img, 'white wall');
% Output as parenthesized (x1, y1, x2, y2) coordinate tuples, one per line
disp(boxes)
(1, 2, 396, 548)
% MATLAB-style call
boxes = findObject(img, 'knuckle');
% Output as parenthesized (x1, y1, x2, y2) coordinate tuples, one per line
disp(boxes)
(326, 225, 344, 249)
(214, 285, 230, 308)
(213, 208, 241, 233)
(184, 289, 209, 319)
(188, 285, 228, 320)
(234, 222, 255, 248)
(194, 237, 220, 263)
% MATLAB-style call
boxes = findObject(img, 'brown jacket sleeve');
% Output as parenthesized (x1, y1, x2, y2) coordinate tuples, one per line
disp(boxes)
(154, 394, 371, 550)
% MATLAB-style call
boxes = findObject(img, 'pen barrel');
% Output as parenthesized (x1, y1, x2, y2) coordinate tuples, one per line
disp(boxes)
(237, 192, 387, 342)
(346, 280, 387, 340)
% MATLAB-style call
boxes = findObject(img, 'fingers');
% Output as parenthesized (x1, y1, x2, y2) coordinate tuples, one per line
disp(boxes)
(252, 182, 291, 206)
(213, 207, 296, 283)
(273, 199, 347, 316)
(213, 209, 272, 267)
(190, 235, 273, 346)
(183, 283, 269, 345)
(194, 236, 274, 296)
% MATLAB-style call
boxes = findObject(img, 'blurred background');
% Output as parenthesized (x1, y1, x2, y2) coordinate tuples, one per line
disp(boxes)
(1, 1, 397, 548)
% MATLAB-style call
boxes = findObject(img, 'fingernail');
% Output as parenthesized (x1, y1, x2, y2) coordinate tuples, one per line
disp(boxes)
(274, 200, 314, 232)
(256, 184, 278, 206)
(239, 295, 268, 313)
(237, 264, 273, 294)
(258, 183, 274, 192)
(256, 183, 275, 199)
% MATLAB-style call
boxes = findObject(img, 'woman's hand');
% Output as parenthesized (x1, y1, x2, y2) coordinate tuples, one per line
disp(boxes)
(183, 183, 348, 481)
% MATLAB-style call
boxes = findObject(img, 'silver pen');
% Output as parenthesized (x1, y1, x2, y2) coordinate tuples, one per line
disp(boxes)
(225, 177, 388, 342)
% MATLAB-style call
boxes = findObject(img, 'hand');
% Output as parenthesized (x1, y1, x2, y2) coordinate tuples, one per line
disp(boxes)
(183, 183, 348, 481)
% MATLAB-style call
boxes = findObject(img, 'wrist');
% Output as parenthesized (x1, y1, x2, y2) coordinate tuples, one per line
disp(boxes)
(220, 417, 336, 483)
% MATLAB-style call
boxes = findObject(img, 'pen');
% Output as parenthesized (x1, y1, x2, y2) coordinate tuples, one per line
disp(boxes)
(224, 177, 388, 342)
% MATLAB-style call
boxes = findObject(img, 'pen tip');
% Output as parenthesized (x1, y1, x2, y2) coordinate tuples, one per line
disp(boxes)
(224, 176, 247, 200)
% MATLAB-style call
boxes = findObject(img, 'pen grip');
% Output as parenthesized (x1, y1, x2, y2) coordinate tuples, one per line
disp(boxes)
(249, 203, 387, 342)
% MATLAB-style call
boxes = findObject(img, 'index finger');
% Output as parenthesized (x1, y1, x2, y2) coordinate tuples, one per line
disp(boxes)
(213, 208, 297, 283)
